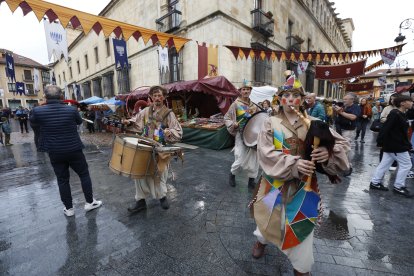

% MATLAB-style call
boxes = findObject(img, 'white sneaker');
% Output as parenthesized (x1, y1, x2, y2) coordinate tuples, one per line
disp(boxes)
(407, 173, 414, 179)
(389, 166, 397, 171)
(84, 199, 102, 212)
(63, 207, 75, 217)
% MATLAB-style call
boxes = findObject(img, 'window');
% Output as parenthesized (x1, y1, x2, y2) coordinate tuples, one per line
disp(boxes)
(84, 54, 89, 69)
(94, 47, 99, 64)
(160, 47, 183, 84)
(254, 0, 263, 9)
(77, 60, 81, 74)
(117, 66, 131, 94)
(23, 69, 32, 81)
(69, 67, 73, 79)
(307, 38, 311, 52)
(103, 72, 114, 97)
(92, 78, 102, 97)
(287, 20, 293, 43)
(105, 38, 111, 57)
(318, 79, 325, 96)
(41, 71, 50, 84)
(63, 71, 66, 82)
(251, 43, 272, 85)
(26, 83, 34, 94)
(58, 75, 61, 85)
(7, 83, 16, 92)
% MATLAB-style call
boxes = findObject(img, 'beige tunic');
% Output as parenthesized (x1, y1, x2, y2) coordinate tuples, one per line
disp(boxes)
(127, 106, 183, 200)
(253, 113, 350, 272)
(224, 98, 260, 178)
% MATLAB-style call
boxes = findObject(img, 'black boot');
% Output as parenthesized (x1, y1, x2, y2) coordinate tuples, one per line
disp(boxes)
(128, 199, 147, 213)
(229, 173, 236, 187)
(248, 178, 256, 189)
(160, 197, 170, 209)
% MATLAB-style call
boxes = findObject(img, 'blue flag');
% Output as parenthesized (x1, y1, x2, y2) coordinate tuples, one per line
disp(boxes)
(5, 53, 16, 82)
(16, 82, 25, 95)
(113, 38, 128, 69)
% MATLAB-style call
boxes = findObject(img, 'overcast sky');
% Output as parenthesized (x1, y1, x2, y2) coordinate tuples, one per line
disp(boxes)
(0, 0, 413, 69)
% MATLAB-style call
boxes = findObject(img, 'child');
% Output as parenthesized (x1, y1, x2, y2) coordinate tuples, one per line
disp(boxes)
(1, 117, 12, 146)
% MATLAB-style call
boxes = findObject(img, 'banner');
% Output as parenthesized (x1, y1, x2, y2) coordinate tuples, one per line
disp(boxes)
(5, 53, 16, 82)
(198, 43, 218, 79)
(378, 76, 387, 86)
(33, 68, 40, 92)
(381, 50, 396, 66)
(113, 38, 128, 69)
(158, 46, 169, 73)
(345, 81, 374, 92)
(315, 60, 366, 80)
(16, 82, 25, 95)
(297, 61, 309, 75)
(43, 19, 69, 62)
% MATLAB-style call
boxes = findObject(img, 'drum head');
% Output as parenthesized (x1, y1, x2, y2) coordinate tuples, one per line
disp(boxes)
(242, 111, 269, 147)
(123, 137, 153, 148)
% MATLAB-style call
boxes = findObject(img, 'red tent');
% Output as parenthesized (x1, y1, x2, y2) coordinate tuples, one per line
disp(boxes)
(119, 76, 239, 115)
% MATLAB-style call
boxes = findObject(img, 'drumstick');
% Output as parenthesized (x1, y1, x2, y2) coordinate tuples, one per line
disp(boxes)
(82, 118, 94, 124)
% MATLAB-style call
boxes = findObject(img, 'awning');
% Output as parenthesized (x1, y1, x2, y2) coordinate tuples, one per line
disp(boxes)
(0, 0, 190, 51)
(89, 97, 124, 111)
(121, 76, 239, 100)
(395, 83, 414, 94)
(79, 96, 104, 105)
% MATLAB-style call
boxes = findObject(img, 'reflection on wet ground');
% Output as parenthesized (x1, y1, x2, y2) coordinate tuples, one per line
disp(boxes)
(1, 130, 414, 275)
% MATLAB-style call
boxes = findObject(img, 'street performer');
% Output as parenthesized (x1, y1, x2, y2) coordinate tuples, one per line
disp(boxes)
(122, 85, 182, 212)
(250, 78, 350, 275)
(224, 80, 259, 188)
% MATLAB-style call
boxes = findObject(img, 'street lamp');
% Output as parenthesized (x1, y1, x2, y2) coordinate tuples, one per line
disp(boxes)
(394, 18, 414, 44)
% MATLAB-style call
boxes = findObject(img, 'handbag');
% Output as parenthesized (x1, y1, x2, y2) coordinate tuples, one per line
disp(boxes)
(370, 119, 382, 132)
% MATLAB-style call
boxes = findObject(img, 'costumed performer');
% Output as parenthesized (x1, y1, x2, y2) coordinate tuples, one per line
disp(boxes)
(122, 85, 183, 212)
(224, 80, 260, 188)
(250, 76, 350, 275)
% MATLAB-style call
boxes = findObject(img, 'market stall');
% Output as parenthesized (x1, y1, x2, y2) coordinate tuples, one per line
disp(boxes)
(121, 76, 239, 149)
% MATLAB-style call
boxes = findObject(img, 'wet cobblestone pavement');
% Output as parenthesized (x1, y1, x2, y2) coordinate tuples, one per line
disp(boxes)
(1, 121, 414, 275)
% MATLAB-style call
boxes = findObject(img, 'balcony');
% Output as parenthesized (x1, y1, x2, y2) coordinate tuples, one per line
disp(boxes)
(251, 9, 274, 37)
(156, 9, 182, 33)
(286, 35, 304, 52)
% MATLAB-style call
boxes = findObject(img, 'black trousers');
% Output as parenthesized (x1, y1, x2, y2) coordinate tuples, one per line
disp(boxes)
(19, 119, 28, 133)
(355, 119, 369, 140)
(49, 150, 94, 209)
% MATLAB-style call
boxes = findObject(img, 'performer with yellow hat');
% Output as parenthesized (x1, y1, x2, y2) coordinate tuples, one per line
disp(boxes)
(250, 73, 350, 275)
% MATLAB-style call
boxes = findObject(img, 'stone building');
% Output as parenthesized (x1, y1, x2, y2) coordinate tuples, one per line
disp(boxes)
(52, 0, 354, 100)
(0, 49, 51, 110)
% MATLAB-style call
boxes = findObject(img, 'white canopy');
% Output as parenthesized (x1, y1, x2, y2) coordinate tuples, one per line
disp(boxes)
(249, 86, 278, 104)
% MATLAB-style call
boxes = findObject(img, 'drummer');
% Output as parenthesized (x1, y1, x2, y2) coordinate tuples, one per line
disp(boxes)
(224, 80, 260, 188)
(122, 85, 182, 212)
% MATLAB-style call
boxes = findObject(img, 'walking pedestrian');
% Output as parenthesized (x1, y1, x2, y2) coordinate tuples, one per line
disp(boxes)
(370, 95, 413, 197)
(16, 106, 29, 133)
(355, 98, 372, 143)
(30, 85, 102, 216)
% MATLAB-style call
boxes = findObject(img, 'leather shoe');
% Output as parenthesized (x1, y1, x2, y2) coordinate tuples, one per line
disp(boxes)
(229, 173, 236, 187)
(160, 197, 170, 209)
(248, 178, 256, 189)
(252, 241, 266, 259)
(128, 199, 146, 213)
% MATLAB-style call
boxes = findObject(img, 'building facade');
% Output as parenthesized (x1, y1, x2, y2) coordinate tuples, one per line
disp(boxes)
(360, 68, 414, 99)
(0, 49, 51, 110)
(53, 0, 354, 100)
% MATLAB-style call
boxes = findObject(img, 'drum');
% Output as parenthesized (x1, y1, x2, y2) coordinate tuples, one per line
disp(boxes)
(109, 135, 159, 179)
(242, 111, 269, 148)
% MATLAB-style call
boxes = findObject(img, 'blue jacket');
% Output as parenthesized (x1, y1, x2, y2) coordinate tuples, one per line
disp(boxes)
(30, 100, 84, 153)
(308, 102, 326, 121)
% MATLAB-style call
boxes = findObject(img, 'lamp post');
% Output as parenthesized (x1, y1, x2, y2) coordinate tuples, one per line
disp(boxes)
(394, 18, 414, 44)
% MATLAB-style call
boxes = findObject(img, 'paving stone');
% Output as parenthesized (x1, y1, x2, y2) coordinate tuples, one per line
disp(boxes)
(2, 130, 414, 275)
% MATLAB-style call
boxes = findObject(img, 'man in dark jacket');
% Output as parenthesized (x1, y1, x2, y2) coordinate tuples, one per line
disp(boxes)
(370, 95, 413, 197)
(30, 85, 102, 216)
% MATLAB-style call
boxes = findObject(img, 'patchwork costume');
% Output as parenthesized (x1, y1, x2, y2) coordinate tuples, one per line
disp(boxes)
(224, 98, 260, 181)
(253, 113, 350, 273)
(127, 106, 182, 201)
